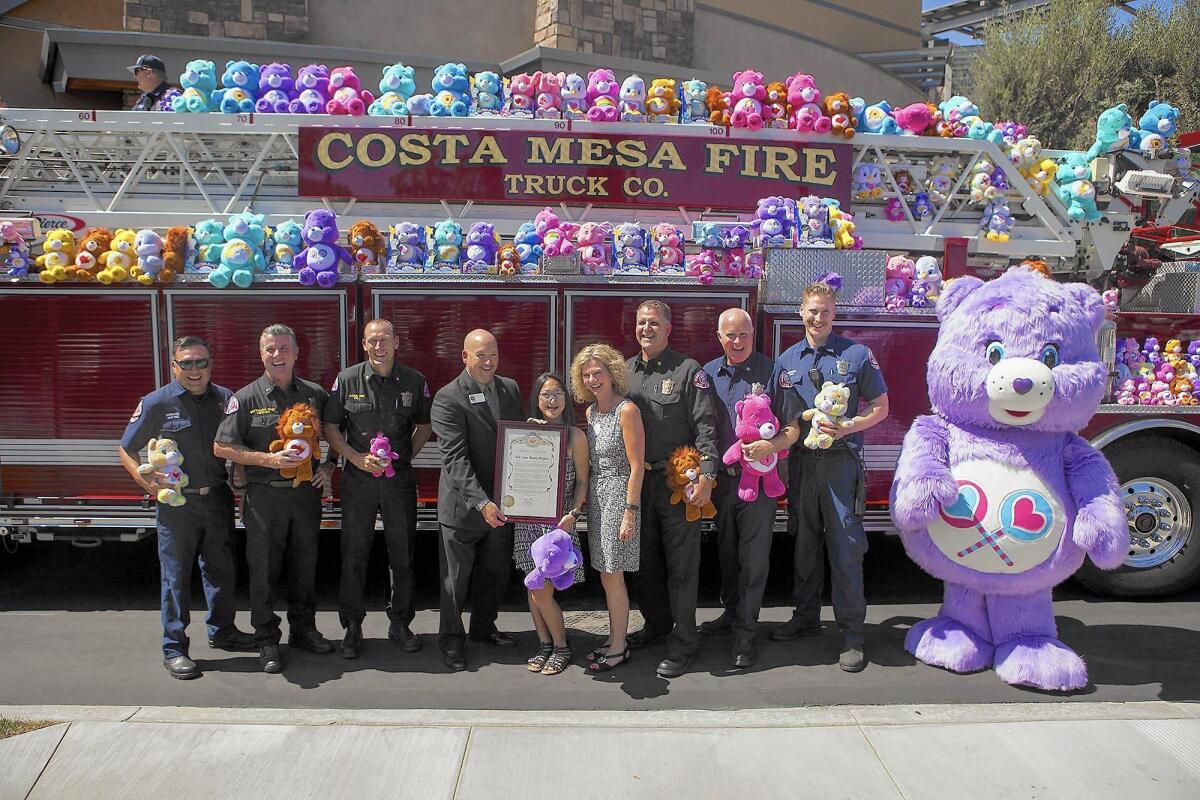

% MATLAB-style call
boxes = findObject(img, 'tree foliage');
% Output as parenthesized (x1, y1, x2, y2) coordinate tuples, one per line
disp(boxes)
(970, 0, 1200, 151)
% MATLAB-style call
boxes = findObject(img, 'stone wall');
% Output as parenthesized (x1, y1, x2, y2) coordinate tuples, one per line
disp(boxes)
(123, 0, 309, 42)
(534, 0, 694, 66)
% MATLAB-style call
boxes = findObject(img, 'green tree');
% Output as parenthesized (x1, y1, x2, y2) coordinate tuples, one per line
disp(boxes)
(970, 0, 1198, 151)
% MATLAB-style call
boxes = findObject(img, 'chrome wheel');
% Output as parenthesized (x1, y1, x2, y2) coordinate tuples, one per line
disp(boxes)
(1120, 478, 1192, 569)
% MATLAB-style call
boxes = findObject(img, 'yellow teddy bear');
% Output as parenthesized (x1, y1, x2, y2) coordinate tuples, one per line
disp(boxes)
(137, 437, 189, 506)
(802, 381, 854, 449)
(36, 229, 77, 284)
(646, 78, 681, 123)
(97, 228, 136, 284)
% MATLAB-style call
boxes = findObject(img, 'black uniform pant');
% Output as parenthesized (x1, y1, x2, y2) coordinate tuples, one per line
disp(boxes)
(714, 473, 776, 644)
(437, 522, 513, 650)
(242, 482, 322, 647)
(338, 467, 417, 629)
(634, 470, 702, 657)
(787, 449, 868, 646)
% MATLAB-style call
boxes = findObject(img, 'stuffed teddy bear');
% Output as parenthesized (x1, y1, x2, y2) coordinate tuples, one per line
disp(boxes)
(721, 389, 786, 502)
(524, 528, 585, 591)
(191, 219, 225, 271)
(680, 78, 708, 124)
(506, 72, 536, 115)
(369, 62, 416, 116)
(427, 219, 463, 272)
(130, 228, 166, 285)
(268, 220, 303, 272)
(646, 78, 681, 123)
(1, 221, 30, 277)
(387, 223, 426, 273)
(496, 243, 521, 276)
(894, 102, 934, 136)
(914, 255, 942, 298)
(802, 382, 854, 449)
(706, 85, 730, 125)
(289, 64, 330, 113)
(753, 196, 795, 247)
(1131, 100, 1179, 158)
(348, 220, 385, 275)
(576, 222, 612, 275)
(138, 437, 189, 506)
(667, 446, 717, 522)
(173, 60, 217, 113)
(534, 71, 564, 118)
(96, 228, 136, 284)
(368, 433, 398, 478)
(613, 222, 649, 274)
(1055, 153, 1102, 222)
(35, 229, 76, 284)
(68, 228, 111, 281)
(852, 164, 883, 200)
(784, 72, 830, 133)
(462, 222, 500, 274)
(470, 70, 504, 115)
(761, 81, 789, 127)
(585, 69, 620, 122)
(727, 69, 766, 130)
(208, 211, 266, 287)
(212, 60, 259, 113)
(798, 195, 833, 247)
(161, 225, 190, 278)
(619, 74, 647, 120)
(429, 62, 469, 117)
(326, 66, 374, 115)
(561, 72, 587, 119)
(982, 199, 1015, 243)
(650, 222, 684, 275)
(686, 249, 722, 285)
(269, 403, 322, 487)
(827, 201, 862, 250)
(255, 63, 296, 113)
(823, 92, 857, 138)
(513, 222, 543, 275)
(890, 266, 1127, 691)
(1085, 103, 1133, 160)
(535, 207, 573, 257)
(295, 209, 351, 287)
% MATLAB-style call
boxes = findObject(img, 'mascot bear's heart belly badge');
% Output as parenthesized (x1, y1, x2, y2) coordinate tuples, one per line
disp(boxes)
(929, 459, 1067, 573)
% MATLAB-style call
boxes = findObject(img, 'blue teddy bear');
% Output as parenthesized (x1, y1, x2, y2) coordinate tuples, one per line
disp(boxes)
(692, 222, 724, 248)
(471, 71, 504, 113)
(513, 223, 544, 274)
(212, 60, 260, 113)
(427, 219, 463, 271)
(191, 219, 225, 269)
(1084, 103, 1133, 160)
(270, 220, 304, 271)
(1055, 153, 1102, 222)
(1131, 100, 1179, 158)
(430, 63, 470, 117)
(369, 63, 417, 116)
(173, 60, 217, 113)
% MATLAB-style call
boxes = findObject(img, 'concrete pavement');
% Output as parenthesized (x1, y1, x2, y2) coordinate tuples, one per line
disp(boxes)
(2, 701, 1198, 799)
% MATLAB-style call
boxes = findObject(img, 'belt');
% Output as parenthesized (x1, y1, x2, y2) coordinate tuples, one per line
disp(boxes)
(182, 485, 224, 496)
(797, 446, 854, 459)
(263, 479, 307, 489)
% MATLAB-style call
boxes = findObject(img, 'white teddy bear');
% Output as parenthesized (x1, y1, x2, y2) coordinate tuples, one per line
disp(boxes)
(801, 381, 854, 449)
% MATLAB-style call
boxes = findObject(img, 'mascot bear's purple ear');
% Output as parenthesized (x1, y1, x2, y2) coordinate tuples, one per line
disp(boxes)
(935, 276, 984, 322)
(1063, 283, 1106, 335)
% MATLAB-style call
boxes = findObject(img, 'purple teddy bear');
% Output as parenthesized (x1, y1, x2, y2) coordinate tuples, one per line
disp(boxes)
(890, 267, 1127, 692)
(294, 209, 351, 288)
(462, 222, 499, 274)
(289, 64, 330, 114)
(256, 63, 296, 113)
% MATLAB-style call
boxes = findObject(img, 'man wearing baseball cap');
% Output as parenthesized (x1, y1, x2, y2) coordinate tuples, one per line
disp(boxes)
(128, 55, 171, 111)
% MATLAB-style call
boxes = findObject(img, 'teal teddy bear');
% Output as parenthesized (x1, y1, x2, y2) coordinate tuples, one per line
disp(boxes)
(173, 60, 217, 113)
(212, 60, 260, 114)
(471, 71, 504, 114)
(1131, 100, 1179, 158)
(430, 63, 470, 117)
(270, 220, 304, 271)
(1055, 153, 1102, 222)
(427, 219, 463, 271)
(369, 63, 416, 116)
(1085, 103, 1133, 161)
(210, 212, 266, 288)
(191, 219, 225, 270)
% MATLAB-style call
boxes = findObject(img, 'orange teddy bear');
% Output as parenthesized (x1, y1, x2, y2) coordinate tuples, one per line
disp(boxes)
(347, 220, 385, 274)
(763, 81, 790, 125)
(73, 228, 114, 281)
(823, 92, 857, 139)
(161, 225, 189, 280)
(496, 243, 520, 276)
(667, 446, 716, 523)
(269, 403, 322, 487)
(706, 85, 730, 125)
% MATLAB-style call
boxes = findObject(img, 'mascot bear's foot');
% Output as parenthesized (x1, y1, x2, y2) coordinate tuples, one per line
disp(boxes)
(905, 615, 994, 674)
(994, 635, 1087, 692)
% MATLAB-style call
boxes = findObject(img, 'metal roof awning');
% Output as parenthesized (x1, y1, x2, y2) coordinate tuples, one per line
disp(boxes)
(40, 27, 501, 96)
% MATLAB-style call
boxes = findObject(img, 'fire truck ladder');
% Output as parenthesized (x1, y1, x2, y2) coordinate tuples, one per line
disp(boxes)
(0, 108, 1167, 276)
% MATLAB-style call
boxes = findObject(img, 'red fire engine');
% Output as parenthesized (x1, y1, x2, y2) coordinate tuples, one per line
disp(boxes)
(1, 110, 1197, 598)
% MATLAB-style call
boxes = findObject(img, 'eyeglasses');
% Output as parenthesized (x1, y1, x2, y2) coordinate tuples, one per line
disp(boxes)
(539, 390, 566, 401)
(174, 358, 210, 370)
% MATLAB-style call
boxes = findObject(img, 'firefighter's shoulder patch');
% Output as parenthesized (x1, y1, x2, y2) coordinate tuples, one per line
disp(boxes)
(224, 395, 240, 415)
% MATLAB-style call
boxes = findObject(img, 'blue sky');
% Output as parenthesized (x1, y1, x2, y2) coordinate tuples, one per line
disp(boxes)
(921, 0, 1177, 45)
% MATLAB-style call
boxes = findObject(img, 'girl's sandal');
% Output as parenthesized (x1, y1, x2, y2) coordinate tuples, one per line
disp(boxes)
(527, 641, 554, 672)
(587, 647, 630, 672)
(585, 643, 611, 662)
(541, 645, 573, 675)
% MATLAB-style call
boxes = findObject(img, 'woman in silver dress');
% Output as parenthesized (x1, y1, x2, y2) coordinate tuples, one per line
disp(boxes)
(513, 372, 590, 676)
(570, 343, 644, 672)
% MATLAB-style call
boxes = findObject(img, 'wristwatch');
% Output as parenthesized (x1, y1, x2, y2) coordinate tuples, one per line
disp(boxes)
(568, 507, 582, 519)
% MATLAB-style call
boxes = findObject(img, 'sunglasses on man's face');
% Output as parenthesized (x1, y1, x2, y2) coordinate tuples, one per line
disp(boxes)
(174, 358, 210, 370)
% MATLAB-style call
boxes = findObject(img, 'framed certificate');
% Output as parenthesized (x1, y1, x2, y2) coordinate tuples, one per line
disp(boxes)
(494, 420, 568, 524)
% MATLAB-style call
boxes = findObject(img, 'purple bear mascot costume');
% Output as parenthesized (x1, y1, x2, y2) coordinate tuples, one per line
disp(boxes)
(890, 266, 1128, 691)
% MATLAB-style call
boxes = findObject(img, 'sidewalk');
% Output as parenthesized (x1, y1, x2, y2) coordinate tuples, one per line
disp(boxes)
(2, 701, 1198, 799)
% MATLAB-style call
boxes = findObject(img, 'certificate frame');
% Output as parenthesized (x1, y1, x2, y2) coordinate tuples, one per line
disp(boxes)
(493, 420, 568, 524)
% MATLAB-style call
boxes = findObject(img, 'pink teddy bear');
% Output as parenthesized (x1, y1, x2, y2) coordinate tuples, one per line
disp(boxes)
(586, 69, 620, 122)
(893, 102, 934, 136)
(686, 250, 722, 285)
(325, 66, 374, 115)
(651, 222, 685, 273)
(508, 73, 537, 112)
(784, 72, 831, 133)
(576, 222, 612, 274)
(721, 391, 786, 502)
(727, 69, 767, 131)
(535, 207, 576, 257)
(535, 71, 563, 116)
(368, 433, 398, 478)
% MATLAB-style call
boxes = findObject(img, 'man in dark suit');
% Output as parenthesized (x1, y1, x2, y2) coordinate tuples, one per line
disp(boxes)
(431, 328, 523, 671)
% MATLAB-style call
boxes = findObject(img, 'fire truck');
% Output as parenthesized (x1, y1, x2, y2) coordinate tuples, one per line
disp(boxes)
(1, 109, 1198, 598)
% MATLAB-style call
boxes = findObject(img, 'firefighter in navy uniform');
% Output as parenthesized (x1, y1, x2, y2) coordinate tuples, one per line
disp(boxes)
(118, 336, 256, 680)
(699, 309, 802, 668)
(623, 299, 719, 678)
(323, 319, 432, 659)
(773, 282, 889, 673)
(214, 324, 336, 674)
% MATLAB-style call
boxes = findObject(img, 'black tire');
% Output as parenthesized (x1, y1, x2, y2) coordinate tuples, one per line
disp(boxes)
(1075, 435, 1200, 597)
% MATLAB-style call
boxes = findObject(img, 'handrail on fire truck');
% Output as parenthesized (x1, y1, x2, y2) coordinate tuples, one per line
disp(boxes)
(3, 108, 1192, 278)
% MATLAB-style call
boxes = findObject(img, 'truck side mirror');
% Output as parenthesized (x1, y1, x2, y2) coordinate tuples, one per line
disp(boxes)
(0, 125, 20, 156)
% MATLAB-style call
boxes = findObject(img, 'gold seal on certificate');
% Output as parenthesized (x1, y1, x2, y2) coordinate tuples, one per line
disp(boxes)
(494, 421, 568, 524)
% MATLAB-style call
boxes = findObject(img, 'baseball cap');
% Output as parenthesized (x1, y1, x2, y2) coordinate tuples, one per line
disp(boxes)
(127, 54, 166, 74)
